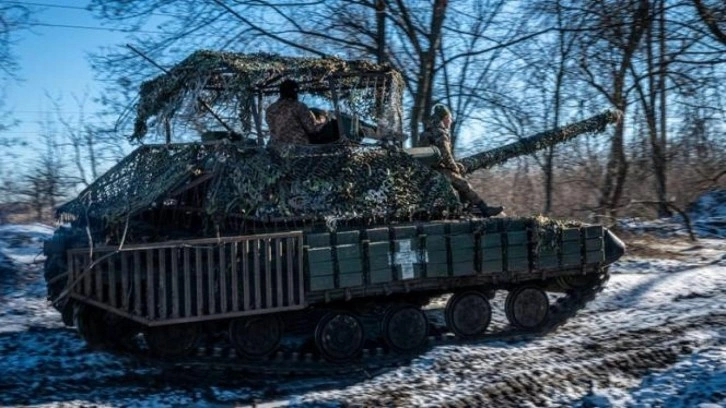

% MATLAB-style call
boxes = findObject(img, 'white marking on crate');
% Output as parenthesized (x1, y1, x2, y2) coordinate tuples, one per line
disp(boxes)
(390, 239, 428, 280)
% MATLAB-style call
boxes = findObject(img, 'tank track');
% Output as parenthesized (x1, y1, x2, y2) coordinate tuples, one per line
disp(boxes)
(120, 269, 611, 379)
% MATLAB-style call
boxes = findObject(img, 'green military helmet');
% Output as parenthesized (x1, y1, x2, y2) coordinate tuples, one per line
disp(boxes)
(430, 104, 453, 123)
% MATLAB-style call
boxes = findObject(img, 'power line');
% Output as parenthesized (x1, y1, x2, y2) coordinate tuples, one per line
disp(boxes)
(0, 0, 87, 11)
(24, 21, 245, 38)
(27, 22, 174, 35)
(0, 0, 188, 19)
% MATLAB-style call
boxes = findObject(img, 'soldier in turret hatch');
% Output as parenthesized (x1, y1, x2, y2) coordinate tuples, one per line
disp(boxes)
(266, 79, 329, 145)
(421, 105, 503, 217)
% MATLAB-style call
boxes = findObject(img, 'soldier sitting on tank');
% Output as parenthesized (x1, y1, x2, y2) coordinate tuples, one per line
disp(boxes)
(421, 105, 503, 217)
(265, 79, 329, 145)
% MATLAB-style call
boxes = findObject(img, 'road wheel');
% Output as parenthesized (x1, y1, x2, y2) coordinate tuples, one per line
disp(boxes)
(445, 290, 492, 338)
(229, 315, 283, 360)
(314, 311, 364, 363)
(145, 323, 200, 358)
(74, 304, 138, 349)
(382, 304, 429, 352)
(505, 286, 550, 330)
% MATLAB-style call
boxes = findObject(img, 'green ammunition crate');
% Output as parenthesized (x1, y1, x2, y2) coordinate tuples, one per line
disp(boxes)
(482, 259, 503, 274)
(504, 219, 528, 231)
(482, 247, 503, 261)
(449, 222, 471, 234)
(508, 257, 529, 272)
(423, 224, 445, 235)
(562, 228, 581, 242)
(368, 241, 390, 260)
(427, 262, 449, 277)
(307, 247, 332, 263)
(369, 255, 390, 271)
(393, 226, 417, 239)
(507, 231, 528, 246)
(562, 253, 581, 266)
(339, 257, 362, 274)
(585, 238, 603, 251)
(366, 228, 389, 242)
(450, 234, 474, 249)
(537, 255, 559, 269)
(310, 275, 335, 291)
(585, 250, 604, 263)
(306, 233, 330, 247)
(370, 267, 393, 284)
(309, 261, 334, 276)
(452, 249, 474, 264)
(427, 235, 447, 251)
(481, 233, 502, 248)
(585, 226, 604, 239)
(336, 230, 360, 245)
(336, 244, 361, 260)
(339, 273, 363, 288)
(562, 241, 582, 255)
(452, 261, 475, 276)
(507, 246, 528, 258)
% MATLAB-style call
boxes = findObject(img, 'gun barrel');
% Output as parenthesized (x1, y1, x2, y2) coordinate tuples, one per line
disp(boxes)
(459, 110, 622, 174)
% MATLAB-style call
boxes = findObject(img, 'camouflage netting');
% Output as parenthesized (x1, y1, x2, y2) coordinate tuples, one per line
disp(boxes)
(57, 110, 624, 230)
(133, 50, 405, 142)
(57, 143, 462, 229)
(56, 145, 202, 225)
(460, 110, 623, 173)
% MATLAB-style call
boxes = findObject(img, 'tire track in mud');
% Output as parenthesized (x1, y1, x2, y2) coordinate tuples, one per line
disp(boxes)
(297, 313, 725, 407)
(2, 267, 722, 407)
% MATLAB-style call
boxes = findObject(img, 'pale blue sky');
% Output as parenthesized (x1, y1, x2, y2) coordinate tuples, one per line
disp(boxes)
(3, 1, 127, 171)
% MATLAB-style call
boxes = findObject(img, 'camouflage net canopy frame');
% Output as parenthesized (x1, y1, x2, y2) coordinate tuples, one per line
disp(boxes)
(57, 143, 462, 229)
(133, 50, 405, 143)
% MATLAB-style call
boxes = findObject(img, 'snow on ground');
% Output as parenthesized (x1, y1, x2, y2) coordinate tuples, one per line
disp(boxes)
(0, 191, 724, 407)
(0, 223, 55, 266)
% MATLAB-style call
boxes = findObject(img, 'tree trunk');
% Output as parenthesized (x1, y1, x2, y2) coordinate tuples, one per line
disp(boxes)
(599, 0, 649, 217)
(657, 0, 670, 217)
(376, 0, 386, 64)
(86, 130, 99, 181)
(600, 101, 629, 218)
(409, 0, 447, 146)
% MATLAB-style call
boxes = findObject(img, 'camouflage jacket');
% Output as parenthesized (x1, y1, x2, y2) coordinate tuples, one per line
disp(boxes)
(265, 99, 325, 145)
(421, 122, 460, 173)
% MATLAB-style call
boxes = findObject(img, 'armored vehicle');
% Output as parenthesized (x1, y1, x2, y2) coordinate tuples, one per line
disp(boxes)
(44, 51, 624, 362)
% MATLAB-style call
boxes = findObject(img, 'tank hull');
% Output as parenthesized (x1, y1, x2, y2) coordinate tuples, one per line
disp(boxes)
(56, 217, 623, 328)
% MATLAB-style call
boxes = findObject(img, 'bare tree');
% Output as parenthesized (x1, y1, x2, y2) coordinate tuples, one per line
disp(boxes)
(89, 0, 543, 147)
(567, 0, 650, 217)
(692, 0, 726, 44)
(19, 122, 70, 221)
(0, 3, 31, 82)
(509, 0, 585, 214)
(0, 3, 32, 141)
(49, 91, 103, 186)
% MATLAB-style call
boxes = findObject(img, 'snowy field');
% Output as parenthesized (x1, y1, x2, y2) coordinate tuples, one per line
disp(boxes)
(0, 191, 724, 407)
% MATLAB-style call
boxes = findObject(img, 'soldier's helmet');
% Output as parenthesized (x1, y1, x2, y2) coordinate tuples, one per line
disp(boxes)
(431, 104, 452, 123)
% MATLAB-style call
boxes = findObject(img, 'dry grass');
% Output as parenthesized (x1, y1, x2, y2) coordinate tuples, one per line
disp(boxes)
(468, 155, 725, 222)
(614, 230, 693, 260)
